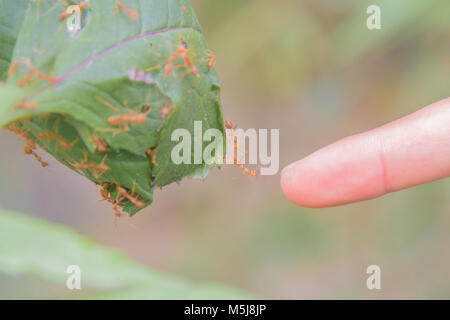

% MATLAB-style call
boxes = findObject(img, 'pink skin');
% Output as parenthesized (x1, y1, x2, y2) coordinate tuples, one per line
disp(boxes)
(280, 97, 450, 208)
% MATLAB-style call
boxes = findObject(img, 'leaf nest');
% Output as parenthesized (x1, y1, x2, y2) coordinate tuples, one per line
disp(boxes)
(0, 0, 224, 215)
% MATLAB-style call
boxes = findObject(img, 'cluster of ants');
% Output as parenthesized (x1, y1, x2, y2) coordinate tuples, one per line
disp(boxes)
(6, 121, 141, 218)
(95, 36, 215, 135)
(8, 59, 59, 111)
(10, 59, 59, 88)
(146, 37, 216, 81)
(97, 120, 256, 219)
(6, 1, 253, 219)
(12, 0, 216, 127)
(99, 182, 144, 219)
(7, 118, 256, 220)
(7, 122, 49, 168)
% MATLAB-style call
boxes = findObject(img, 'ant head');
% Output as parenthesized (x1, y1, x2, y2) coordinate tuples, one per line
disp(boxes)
(225, 120, 234, 129)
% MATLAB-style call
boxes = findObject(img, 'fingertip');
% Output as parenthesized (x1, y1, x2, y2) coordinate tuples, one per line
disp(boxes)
(280, 157, 325, 208)
(281, 135, 387, 208)
(280, 160, 303, 205)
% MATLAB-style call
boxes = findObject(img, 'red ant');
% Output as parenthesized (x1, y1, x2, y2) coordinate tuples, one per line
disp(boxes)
(111, 200, 137, 229)
(149, 38, 200, 79)
(146, 147, 158, 165)
(174, 39, 200, 78)
(108, 112, 147, 128)
(225, 120, 257, 177)
(8, 61, 19, 77)
(23, 139, 49, 168)
(233, 156, 257, 177)
(23, 58, 58, 83)
(102, 190, 129, 220)
(225, 120, 237, 130)
(95, 96, 148, 133)
(74, 152, 110, 178)
(116, 2, 138, 20)
(37, 132, 77, 151)
(15, 101, 39, 110)
(206, 50, 216, 70)
(112, 202, 128, 218)
(18, 59, 58, 86)
(117, 185, 144, 208)
(7, 123, 49, 167)
(31, 69, 59, 84)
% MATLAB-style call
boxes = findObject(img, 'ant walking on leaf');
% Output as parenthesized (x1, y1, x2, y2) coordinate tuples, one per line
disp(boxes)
(146, 147, 158, 165)
(146, 37, 201, 80)
(74, 152, 110, 179)
(95, 96, 149, 135)
(117, 183, 144, 208)
(206, 50, 216, 70)
(181, 5, 189, 15)
(37, 132, 78, 151)
(37, 116, 79, 152)
(17, 59, 59, 87)
(115, 2, 139, 21)
(7, 61, 19, 77)
(15, 101, 39, 110)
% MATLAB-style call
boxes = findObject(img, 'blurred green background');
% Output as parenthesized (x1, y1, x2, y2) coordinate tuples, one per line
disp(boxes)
(0, 0, 449, 299)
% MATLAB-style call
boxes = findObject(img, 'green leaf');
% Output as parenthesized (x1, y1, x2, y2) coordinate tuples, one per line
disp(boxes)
(0, 0, 225, 214)
(0, 207, 254, 299)
(0, 0, 28, 78)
